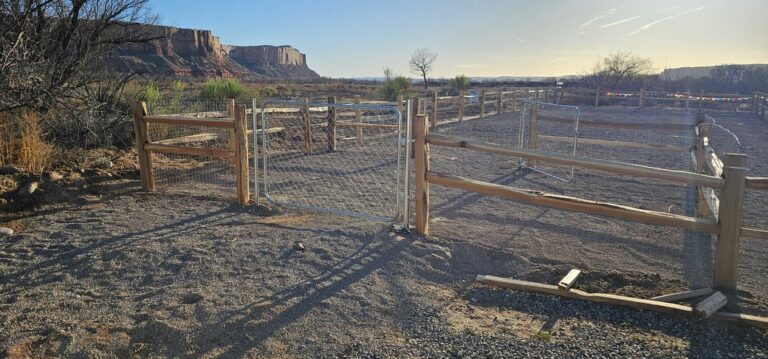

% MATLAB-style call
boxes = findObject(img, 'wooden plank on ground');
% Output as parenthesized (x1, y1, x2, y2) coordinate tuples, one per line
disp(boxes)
(558, 269, 581, 290)
(694, 292, 728, 318)
(651, 288, 714, 302)
(476, 275, 768, 329)
(426, 171, 719, 234)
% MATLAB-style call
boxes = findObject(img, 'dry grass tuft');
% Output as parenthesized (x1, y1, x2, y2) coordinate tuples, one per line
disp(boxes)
(0, 111, 54, 173)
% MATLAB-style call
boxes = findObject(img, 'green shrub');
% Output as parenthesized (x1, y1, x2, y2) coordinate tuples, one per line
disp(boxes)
(199, 78, 246, 102)
(449, 74, 470, 90)
(380, 68, 412, 101)
(144, 81, 162, 111)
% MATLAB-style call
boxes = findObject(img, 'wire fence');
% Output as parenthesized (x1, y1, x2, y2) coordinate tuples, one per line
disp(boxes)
(261, 100, 404, 221)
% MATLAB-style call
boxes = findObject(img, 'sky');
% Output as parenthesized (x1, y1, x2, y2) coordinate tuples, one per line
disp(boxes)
(148, 0, 768, 78)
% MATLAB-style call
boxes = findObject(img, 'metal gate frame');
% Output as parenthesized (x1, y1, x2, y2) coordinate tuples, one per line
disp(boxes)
(517, 100, 580, 182)
(254, 99, 410, 225)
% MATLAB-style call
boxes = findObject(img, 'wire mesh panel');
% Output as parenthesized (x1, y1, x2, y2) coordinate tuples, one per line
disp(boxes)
(518, 101, 580, 181)
(144, 100, 237, 199)
(262, 100, 404, 221)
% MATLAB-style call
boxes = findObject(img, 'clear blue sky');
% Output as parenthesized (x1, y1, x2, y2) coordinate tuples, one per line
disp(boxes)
(149, 0, 768, 78)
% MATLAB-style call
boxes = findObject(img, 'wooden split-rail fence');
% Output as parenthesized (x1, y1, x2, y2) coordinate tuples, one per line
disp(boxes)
(412, 111, 768, 293)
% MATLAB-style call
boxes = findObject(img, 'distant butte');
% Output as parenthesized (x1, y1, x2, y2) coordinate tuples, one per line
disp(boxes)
(111, 24, 320, 79)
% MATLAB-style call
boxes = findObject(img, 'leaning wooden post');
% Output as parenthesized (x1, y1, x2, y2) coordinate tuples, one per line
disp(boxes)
(685, 90, 691, 111)
(497, 88, 503, 114)
(354, 95, 363, 144)
(639, 88, 645, 109)
(327, 96, 337, 152)
(714, 153, 747, 291)
(302, 99, 313, 154)
(131, 102, 154, 190)
(458, 90, 466, 122)
(414, 114, 430, 235)
(479, 90, 486, 118)
(431, 91, 438, 128)
(527, 106, 539, 167)
(234, 104, 250, 205)
(594, 86, 600, 107)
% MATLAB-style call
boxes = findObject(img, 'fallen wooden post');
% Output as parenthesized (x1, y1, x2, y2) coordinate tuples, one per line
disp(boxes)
(558, 269, 581, 290)
(651, 288, 714, 303)
(475, 275, 768, 329)
(694, 291, 728, 319)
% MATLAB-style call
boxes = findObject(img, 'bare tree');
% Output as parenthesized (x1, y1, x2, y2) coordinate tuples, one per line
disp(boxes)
(410, 48, 437, 89)
(582, 51, 653, 90)
(0, 0, 159, 147)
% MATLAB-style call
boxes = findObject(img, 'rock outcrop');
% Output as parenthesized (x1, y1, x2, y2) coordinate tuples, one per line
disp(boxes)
(112, 24, 319, 79)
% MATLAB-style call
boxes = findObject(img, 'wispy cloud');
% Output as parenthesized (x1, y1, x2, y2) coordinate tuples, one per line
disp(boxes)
(600, 15, 642, 28)
(657, 6, 680, 13)
(549, 57, 573, 63)
(580, 8, 617, 28)
(628, 7, 705, 36)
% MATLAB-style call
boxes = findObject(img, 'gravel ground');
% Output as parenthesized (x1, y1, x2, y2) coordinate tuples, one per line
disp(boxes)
(1, 107, 767, 357)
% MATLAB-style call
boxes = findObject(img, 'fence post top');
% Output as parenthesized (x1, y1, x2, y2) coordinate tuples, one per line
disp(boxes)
(723, 153, 748, 168)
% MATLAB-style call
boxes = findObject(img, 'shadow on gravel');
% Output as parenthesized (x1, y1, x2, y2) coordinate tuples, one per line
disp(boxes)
(0, 201, 245, 295)
(178, 229, 415, 357)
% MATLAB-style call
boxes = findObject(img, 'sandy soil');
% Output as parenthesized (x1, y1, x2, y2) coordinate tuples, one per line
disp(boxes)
(1, 107, 767, 358)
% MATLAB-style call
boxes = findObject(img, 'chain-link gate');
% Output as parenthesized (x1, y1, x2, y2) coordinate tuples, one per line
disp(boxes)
(518, 100, 580, 181)
(258, 100, 406, 221)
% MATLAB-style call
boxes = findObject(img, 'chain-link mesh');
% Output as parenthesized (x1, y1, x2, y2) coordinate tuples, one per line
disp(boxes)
(261, 100, 404, 221)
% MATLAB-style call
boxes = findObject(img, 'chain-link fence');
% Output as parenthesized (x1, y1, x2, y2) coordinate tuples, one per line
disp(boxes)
(260, 100, 405, 221)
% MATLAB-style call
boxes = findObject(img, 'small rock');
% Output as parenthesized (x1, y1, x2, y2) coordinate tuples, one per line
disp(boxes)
(0, 164, 23, 175)
(91, 158, 113, 169)
(293, 242, 305, 251)
(0, 227, 13, 236)
(17, 181, 39, 197)
(45, 171, 64, 181)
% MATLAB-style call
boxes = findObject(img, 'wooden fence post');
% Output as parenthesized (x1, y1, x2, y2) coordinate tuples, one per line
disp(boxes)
(431, 91, 438, 128)
(639, 89, 645, 109)
(762, 96, 767, 121)
(302, 99, 312, 154)
(714, 153, 747, 291)
(414, 114, 430, 235)
(511, 91, 517, 111)
(355, 95, 363, 144)
(543, 88, 550, 103)
(699, 90, 704, 110)
(234, 104, 250, 205)
(131, 102, 154, 190)
(327, 96, 337, 152)
(527, 106, 539, 167)
(535, 88, 540, 101)
(479, 90, 486, 118)
(594, 87, 600, 107)
(752, 93, 757, 114)
(410, 97, 421, 159)
(497, 88, 503, 114)
(458, 90, 465, 122)
(397, 94, 404, 114)
(686, 90, 691, 111)
(227, 99, 238, 168)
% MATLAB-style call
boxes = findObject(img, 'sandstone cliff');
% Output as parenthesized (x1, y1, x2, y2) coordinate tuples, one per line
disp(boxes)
(112, 24, 319, 79)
